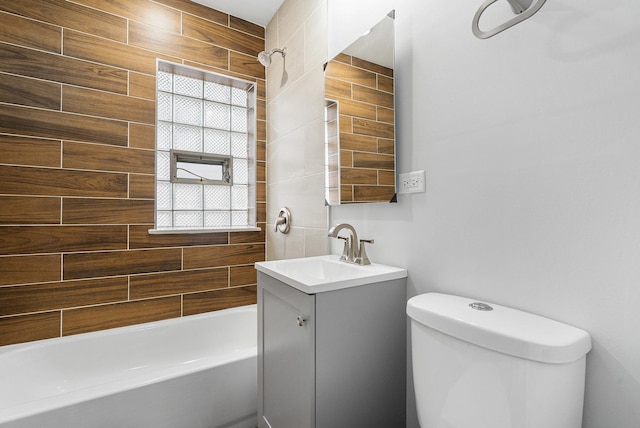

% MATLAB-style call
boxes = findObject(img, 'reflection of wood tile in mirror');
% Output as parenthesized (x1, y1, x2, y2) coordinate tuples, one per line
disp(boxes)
(325, 52, 395, 204)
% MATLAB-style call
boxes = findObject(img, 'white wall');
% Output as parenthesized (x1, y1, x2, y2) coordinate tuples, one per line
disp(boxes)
(329, 0, 640, 427)
(265, 0, 329, 260)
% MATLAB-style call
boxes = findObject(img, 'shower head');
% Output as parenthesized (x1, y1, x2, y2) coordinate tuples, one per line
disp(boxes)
(257, 48, 286, 67)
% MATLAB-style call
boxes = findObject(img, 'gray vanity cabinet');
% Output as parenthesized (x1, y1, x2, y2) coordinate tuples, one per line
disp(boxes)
(257, 271, 406, 428)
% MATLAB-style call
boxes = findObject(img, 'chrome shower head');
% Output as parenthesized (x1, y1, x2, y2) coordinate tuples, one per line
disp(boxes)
(257, 48, 286, 67)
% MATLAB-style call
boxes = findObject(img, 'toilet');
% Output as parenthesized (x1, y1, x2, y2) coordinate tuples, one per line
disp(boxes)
(407, 293, 592, 428)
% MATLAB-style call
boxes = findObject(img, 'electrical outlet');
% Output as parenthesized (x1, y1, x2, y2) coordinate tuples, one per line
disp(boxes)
(398, 170, 426, 194)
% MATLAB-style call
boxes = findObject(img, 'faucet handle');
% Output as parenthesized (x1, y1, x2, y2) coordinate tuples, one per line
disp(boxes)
(356, 239, 374, 265)
(337, 236, 350, 261)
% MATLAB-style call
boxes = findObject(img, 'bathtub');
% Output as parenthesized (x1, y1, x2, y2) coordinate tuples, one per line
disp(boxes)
(0, 304, 258, 428)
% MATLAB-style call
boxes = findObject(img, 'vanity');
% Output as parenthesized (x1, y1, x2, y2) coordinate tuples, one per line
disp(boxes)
(255, 255, 407, 428)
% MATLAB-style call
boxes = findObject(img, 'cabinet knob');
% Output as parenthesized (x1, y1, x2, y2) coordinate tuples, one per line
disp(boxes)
(296, 315, 306, 327)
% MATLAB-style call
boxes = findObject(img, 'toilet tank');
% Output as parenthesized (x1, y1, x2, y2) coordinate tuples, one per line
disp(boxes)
(407, 293, 591, 428)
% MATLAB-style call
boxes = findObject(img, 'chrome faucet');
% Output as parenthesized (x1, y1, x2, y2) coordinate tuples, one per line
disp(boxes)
(328, 223, 374, 265)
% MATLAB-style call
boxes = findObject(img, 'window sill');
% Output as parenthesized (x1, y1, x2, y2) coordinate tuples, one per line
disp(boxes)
(148, 226, 261, 235)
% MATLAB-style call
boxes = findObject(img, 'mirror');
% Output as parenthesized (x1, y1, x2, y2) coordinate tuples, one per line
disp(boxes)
(324, 11, 396, 205)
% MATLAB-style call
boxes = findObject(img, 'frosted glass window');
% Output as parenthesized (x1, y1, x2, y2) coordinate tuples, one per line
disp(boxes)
(154, 61, 256, 232)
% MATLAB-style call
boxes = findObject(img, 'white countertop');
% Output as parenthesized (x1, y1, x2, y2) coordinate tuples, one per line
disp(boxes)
(255, 255, 407, 294)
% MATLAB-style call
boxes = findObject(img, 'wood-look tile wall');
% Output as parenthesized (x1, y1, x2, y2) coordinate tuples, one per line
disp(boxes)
(325, 53, 396, 203)
(0, 0, 266, 347)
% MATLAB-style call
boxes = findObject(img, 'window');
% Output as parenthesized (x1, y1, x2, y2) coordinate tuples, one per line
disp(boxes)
(151, 61, 259, 233)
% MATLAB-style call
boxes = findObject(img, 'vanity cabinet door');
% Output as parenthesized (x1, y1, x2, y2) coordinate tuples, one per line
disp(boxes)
(258, 273, 315, 428)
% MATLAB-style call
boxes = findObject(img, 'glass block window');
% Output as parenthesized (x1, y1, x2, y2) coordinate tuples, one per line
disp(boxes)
(153, 61, 257, 232)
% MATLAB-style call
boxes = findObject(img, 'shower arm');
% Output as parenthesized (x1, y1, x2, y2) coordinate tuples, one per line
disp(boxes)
(472, 0, 546, 39)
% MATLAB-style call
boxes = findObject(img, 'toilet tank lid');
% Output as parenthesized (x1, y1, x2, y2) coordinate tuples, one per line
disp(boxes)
(407, 293, 592, 364)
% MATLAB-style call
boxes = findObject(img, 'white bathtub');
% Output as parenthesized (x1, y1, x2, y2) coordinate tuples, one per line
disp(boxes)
(0, 304, 258, 428)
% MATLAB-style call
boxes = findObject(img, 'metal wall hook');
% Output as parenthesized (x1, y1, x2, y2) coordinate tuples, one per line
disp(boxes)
(472, 0, 546, 39)
(274, 207, 291, 234)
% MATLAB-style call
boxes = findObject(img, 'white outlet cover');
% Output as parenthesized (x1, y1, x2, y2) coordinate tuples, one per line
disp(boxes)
(398, 170, 426, 194)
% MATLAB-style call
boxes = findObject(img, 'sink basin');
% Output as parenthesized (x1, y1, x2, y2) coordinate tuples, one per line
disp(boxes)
(254, 255, 407, 294)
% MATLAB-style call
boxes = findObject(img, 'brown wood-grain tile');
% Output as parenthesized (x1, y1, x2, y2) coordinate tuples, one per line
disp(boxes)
(0, 0, 127, 43)
(182, 14, 263, 57)
(129, 123, 155, 150)
(62, 86, 155, 124)
(129, 72, 156, 100)
(0, 11, 61, 53)
(153, 0, 228, 25)
(62, 296, 181, 336)
(337, 98, 377, 121)
(0, 277, 128, 316)
(63, 198, 154, 225)
(256, 182, 266, 202)
(0, 73, 61, 110)
(230, 265, 257, 287)
(130, 268, 228, 299)
(0, 165, 128, 198)
(257, 161, 266, 182)
(340, 150, 353, 168)
(324, 77, 351, 100)
(71, 0, 181, 33)
(0, 135, 61, 168)
(63, 30, 175, 76)
(333, 52, 351, 65)
(229, 51, 265, 80)
(128, 225, 229, 248)
(229, 16, 265, 38)
(352, 57, 393, 77)
(353, 185, 396, 202)
(378, 170, 396, 186)
(339, 133, 377, 152)
(0, 225, 127, 256)
(256, 79, 266, 100)
(377, 74, 394, 93)
(377, 106, 395, 124)
(257, 203, 266, 224)
(0, 254, 61, 286)
(129, 174, 155, 199)
(183, 243, 265, 270)
(0, 196, 60, 225)
(378, 137, 395, 155)
(0, 43, 128, 94)
(256, 140, 266, 162)
(352, 152, 395, 170)
(257, 118, 266, 142)
(325, 61, 376, 88)
(183, 285, 257, 316)
(352, 118, 394, 140)
(257, 99, 266, 121)
(63, 142, 154, 175)
(129, 21, 228, 70)
(352, 84, 394, 109)
(63, 248, 182, 280)
(229, 228, 265, 244)
(340, 115, 353, 134)
(341, 168, 378, 185)
(0, 105, 129, 147)
(341, 185, 353, 202)
(0, 312, 60, 346)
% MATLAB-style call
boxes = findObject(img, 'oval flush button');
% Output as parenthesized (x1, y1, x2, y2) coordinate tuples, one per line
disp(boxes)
(469, 302, 493, 311)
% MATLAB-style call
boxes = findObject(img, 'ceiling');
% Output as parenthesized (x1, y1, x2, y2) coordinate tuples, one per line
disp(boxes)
(191, 0, 284, 27)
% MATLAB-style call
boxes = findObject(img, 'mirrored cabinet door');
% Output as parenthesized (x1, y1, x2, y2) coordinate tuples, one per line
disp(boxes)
(324, 11, 396, 205)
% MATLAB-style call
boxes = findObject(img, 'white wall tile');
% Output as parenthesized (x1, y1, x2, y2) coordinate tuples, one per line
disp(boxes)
(266, 0, 329, 261)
